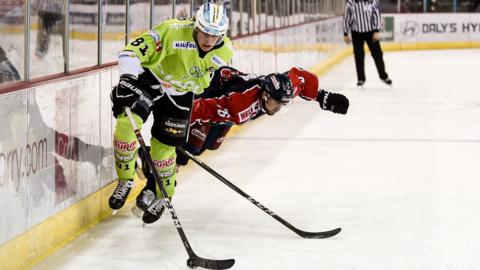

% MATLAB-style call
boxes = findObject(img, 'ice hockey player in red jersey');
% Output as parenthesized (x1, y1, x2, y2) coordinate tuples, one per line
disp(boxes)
(135, 66, 349, 223)
(177, 65, 349, 164)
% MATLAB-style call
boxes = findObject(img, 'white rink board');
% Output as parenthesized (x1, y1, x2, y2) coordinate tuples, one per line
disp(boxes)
(0, 91, 29, 244)
(385, 13, 480, 43)
(0, 70, 117, 245)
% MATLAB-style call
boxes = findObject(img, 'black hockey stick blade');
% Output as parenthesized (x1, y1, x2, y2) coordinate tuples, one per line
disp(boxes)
(187, 256, 235, 270)
(178, 147, 342, 240)
(296, 227, 342, 239)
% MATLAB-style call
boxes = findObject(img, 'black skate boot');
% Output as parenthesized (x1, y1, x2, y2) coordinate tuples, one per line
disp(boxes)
(142, 197, 166, 224)
(131, 189, 155, 218)
(109, 179, 134, 210)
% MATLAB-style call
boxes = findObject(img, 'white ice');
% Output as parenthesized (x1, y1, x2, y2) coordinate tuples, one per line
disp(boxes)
(33, 49, 480, 270)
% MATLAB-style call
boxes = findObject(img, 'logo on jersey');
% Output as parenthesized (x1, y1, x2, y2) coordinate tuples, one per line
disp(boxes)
(165, 127, 180, 134)
(158, 70, 202, 93)
(153, 157, 176, 168)
(114, 152, 135, 162)
(207, 66, 216, 73)
(211, 55, 226, 66)
(238, 100, 261, 123)
(114, 139, 136, 152)
(163, 118, 187, 137)
(118, 51, 136, 59)
(173, 41, 197, 50)
(191, 128, 207, 140)
(169, 23, 193, 30)
(220, 68, 236, 81)
(165, 119, 186, 129)
(190, 66, 205, 78)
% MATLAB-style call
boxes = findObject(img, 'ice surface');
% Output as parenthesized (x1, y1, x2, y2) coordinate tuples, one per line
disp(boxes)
(33, 49, 480, 270)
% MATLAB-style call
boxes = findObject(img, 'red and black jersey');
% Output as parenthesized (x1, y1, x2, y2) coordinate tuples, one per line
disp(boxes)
(288, 66, 320, 101)
(190, 66, 321, 126)
(176, 66, 323, 164)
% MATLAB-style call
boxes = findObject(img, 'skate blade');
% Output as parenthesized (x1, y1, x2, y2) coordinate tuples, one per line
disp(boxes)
(131, 206, 144, 219)
(142, 222, 147, 227)
(112, 210, 119, 215)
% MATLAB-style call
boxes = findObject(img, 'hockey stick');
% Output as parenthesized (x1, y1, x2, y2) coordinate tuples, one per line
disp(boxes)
(124, 108, 234, 270)
(177, 147, 341, 239)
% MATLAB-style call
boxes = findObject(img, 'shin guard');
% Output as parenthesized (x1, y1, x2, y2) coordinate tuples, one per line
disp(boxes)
(113, 113, 143, 180)
(150, 137, 177, 198)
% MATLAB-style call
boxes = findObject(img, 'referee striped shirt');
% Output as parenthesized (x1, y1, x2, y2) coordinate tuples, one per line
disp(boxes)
(343, 0, 381, 35)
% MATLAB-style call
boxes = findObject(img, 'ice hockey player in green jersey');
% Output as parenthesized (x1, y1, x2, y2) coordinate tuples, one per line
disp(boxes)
(109, 2, 233, 224)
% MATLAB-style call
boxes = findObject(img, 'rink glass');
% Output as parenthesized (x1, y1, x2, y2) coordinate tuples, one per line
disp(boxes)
(2, 0, 477, 90)
(0, 1, 24, 85)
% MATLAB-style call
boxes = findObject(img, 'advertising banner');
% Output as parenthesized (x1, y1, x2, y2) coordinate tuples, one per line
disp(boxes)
(0, 91, 28, 244)
(384, 13, 480, 43)
(381, 16, 395, 42)
(0, 69, 118, 245)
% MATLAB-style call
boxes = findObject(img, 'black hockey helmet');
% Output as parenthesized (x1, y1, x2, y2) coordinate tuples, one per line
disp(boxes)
(261, 73, 294, 104)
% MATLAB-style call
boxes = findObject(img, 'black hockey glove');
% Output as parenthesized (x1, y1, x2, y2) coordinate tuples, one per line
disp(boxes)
(316, 90, 349, 114)
(111, 74, 154, 121)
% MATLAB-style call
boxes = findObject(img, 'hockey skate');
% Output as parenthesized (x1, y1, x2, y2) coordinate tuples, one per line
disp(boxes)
(109, 179, 134, 211)
(381, 77, 393, 85)
(131, 189, 155, 218)
(142, 197, 166, 224)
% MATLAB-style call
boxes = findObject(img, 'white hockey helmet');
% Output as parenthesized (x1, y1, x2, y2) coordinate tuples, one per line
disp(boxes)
(194, 3, 229, 36)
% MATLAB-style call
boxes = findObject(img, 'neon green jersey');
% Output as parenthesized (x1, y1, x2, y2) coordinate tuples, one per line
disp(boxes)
(124, 18, 234, 95)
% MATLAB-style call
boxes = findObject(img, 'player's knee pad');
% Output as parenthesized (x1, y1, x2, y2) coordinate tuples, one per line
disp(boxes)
(150, 138, 177, 198)
(113, 114, 143, 180)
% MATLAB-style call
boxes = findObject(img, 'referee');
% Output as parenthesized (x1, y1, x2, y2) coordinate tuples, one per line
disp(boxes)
(343, 0, 392, 86)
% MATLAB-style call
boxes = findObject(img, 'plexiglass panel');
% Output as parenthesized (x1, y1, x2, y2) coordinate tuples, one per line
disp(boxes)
(153, 0, 173, 26)
(0, 1, 24, 85)
(69, 0, 99, 70)
(232, 0, 250, 36)
(258, 0, 266, 31)
(30, 0, 66, 78)
(128, 0, 150, 42)
(176, 0, 192, 18)
(101, 0, 127, 63)
(192, 0, 203, 12)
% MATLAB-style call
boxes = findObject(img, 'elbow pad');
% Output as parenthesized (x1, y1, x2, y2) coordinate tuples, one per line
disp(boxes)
(118, 51, 144, 79)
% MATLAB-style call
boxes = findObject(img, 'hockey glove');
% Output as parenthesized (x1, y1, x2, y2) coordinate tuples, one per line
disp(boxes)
(111, 74, 154, 121)
(316, 90, 349, 115)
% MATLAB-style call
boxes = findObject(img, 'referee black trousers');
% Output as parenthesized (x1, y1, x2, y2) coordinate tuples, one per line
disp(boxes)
(351, 31, 388, 82)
